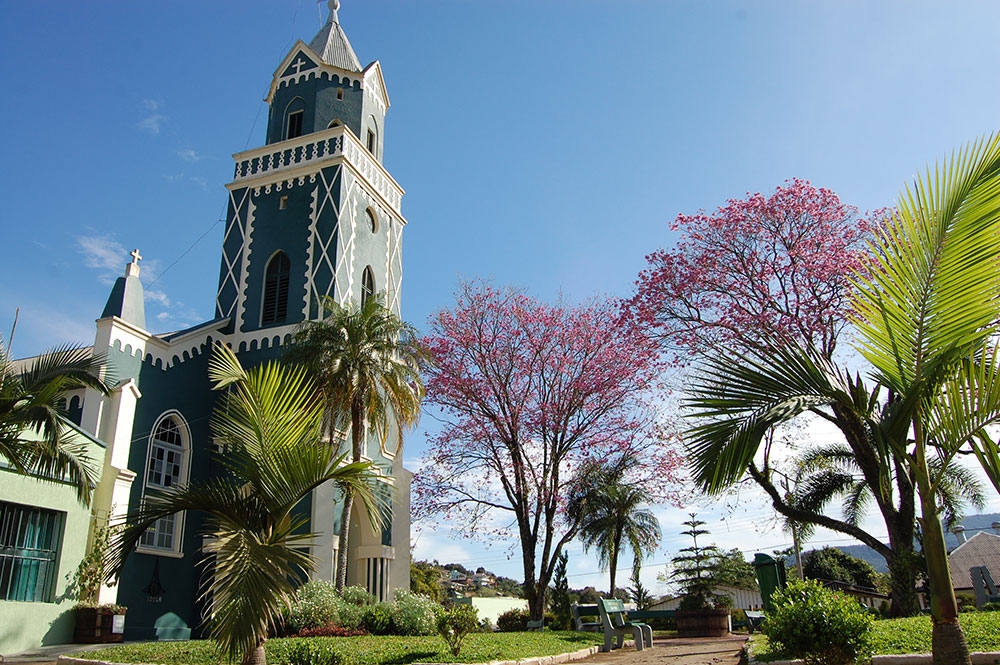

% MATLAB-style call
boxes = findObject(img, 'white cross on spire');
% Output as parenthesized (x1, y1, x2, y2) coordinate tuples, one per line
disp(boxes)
(130, 248, 142, 265)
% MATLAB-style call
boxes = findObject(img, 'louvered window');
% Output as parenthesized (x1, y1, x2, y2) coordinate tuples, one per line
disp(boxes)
(262, 252, 291, 325)
(0, 502, 63, 602)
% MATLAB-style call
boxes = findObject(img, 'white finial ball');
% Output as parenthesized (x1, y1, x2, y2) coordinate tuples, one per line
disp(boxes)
(329, 0, 340, 13)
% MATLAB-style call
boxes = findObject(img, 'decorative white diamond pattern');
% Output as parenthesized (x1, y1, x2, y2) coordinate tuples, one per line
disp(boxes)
(307, 167, 345, 316)
(333, 170, 359, 306)
(217, 188, 254, 319)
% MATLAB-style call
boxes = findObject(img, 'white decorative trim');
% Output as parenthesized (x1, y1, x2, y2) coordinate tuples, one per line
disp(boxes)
(232, 325, 297, 354)
(266, 43, 362, 105)
(217, 188, 253, 319)
(235, 198, 257, 332)
(362, 61, 390, 114)
(229, 125, 405, 217)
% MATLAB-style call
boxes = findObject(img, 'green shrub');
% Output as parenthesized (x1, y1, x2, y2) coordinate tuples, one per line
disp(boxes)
(764, 579, 874, 665)
(361, 603, 395, 635)
(437, 604, 480, 656)
(392, 589, 442, 636)
(496, 608, 530, 632)
(294, 624, 368, 638)
(285, 581, 343, 634)
(342, 585, 377, 606)
(982, 601, 1000, 612)
(285, 638, 344, 665)
(957, 592, 977, 612)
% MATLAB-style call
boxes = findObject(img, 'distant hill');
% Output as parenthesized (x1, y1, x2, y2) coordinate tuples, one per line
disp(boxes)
(791, 513, 1000, 574)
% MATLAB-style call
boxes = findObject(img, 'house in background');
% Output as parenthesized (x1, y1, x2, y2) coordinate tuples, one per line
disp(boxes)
(1, 0, 412, 650)
(945, 527, 1000, 604)
(0, 423, 113, 655)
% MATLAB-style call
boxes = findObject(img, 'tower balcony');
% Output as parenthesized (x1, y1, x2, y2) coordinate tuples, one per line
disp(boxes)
(229, 125, 403, 213)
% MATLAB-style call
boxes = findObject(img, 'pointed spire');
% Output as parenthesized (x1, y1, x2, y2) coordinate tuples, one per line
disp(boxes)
(308, 0, 362, 72)
(101, 249, 146, 329)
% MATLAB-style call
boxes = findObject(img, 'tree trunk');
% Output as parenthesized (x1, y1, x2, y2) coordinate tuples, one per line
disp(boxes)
(933, 621, 971, 665)
(608, 545, 619, 597)
(914, 435, 970, 665)
(241, 641, 266, 665)
(335, 490, 354, 592)
(335, 400, 365, 592)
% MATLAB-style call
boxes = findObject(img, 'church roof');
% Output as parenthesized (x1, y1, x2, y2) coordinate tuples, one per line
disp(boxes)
(308, 0, 362, 72)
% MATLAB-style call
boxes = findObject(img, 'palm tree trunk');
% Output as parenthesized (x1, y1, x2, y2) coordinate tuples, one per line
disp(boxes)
(335, 399, 366, 592)
(335, 490, 353, 592)
(608, 546, 619, 597)
(241, 641, 266, 665)
(914, 430, 970, 665)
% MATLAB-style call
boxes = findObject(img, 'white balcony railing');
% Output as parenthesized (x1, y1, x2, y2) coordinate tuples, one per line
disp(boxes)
(231, 126, 403, 212)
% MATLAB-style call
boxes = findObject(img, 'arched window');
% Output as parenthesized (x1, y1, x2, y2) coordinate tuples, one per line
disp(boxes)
(262, 252, 291, 325)
(284, 98, 305, 140)
(139, 413, 189, 553)
(361, 266, 375, 305)
(366, 209, 378, 234)
(365, 116, 378, 156)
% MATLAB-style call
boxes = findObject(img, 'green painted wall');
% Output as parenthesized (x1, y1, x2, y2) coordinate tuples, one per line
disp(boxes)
(0, 432, 105, 655)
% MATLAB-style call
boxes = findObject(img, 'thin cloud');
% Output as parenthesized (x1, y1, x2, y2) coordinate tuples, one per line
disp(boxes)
(145, 289, 172, 308)
(138, 99, 165, 135)
(78, 235, 128, 275)
(176, 148, 201, 162)
(77, 235, 161, 285)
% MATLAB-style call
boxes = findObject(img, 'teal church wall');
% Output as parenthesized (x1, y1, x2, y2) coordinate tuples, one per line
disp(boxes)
(117, 343, 216, 640)
(267, 71, 365, 143)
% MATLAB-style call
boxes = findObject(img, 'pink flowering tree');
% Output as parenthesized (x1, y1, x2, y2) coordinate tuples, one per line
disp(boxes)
(630, 181, 930, 616)
(632, 178, 873, 361)
(415, 281, 683, 620)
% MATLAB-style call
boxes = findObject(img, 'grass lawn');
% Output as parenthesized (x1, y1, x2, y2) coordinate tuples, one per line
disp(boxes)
(74, 631, 607, 665)
(750, 612, 1000, 662)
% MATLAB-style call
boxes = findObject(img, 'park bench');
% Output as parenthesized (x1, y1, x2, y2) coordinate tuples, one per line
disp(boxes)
(571, 603, 601, 632)
(626, 608, 676, 624)
(743, 610, 766, 634)
(597, 598, 652, 652)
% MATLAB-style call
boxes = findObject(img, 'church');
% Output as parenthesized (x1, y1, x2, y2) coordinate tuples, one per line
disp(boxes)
(0, 1, 411, 650)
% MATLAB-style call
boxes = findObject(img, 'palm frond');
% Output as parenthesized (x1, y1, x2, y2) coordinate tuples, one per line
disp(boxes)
(684, 339, 850, 493)
(852, 134, 1000, 393)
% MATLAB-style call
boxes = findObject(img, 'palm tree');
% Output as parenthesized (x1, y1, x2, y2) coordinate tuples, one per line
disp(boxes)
(0, 338, 108, 505)
(849, 134, 1000, 664)
(285, 293, 425, 591)
(792, 443, 985, 536)
(571, 460, 661, 596)
(685, 135, 1000, 664)
(106, 344, 382, 665)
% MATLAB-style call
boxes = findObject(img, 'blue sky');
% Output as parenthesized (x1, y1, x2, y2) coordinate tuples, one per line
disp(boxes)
(3, 1, 1000, 592)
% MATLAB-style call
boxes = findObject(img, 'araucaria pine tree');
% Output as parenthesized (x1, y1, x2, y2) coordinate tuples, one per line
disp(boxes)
(670, 515, 723, 610)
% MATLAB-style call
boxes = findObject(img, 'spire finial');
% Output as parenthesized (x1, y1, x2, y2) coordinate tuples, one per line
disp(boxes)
(126, 248, 142, 277)
(327, 0, 340, 23)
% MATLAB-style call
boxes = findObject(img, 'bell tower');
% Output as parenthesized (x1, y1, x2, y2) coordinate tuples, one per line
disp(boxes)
(216, 0, 405, 349)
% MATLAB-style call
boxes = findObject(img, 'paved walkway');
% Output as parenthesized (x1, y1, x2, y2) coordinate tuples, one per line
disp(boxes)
(579, 635, 748, 665)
